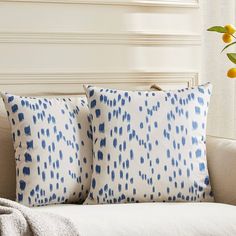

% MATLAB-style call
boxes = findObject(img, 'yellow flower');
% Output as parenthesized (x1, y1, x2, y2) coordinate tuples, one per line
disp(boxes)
(224, 24, 236, 35)
(222, 33, 233, 43)
(227, 68, 236, 78)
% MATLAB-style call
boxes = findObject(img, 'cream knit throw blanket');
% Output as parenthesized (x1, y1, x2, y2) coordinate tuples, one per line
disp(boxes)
(0, 198, 79, 236)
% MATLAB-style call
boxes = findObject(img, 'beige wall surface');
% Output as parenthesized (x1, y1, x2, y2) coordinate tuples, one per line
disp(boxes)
(0, 0, 201, 92)
(201, 0, 236, 139)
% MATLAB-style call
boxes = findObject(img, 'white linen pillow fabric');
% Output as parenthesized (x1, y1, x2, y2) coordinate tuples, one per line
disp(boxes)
(84, 84, 214, 204)
(1, 93, 93, 207)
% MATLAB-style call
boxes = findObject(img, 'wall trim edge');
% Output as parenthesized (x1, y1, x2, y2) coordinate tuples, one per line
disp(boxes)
(0, 32, 201, 46)
(0, 0, 199, 8)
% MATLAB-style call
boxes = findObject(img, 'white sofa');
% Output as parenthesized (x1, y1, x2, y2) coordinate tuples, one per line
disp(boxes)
(1, 131, 236, 236)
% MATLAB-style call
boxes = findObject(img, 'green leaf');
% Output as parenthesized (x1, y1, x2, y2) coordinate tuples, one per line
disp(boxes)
(222, 41, 236, 52)
(207, 26, 227, 33)
(227, 53, 236, 64)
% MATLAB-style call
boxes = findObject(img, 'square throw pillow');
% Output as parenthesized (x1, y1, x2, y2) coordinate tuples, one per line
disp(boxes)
(84, 83, 214, 204)
(1, 93, 93, 207)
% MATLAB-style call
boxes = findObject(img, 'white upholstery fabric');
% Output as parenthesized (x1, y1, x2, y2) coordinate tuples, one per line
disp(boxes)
(35, 202, 236, 236)
(0, 109, 16, 200)
(206, 136, 236, 205)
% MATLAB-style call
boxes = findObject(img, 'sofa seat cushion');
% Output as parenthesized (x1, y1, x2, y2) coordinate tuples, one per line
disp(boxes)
(34, 202, 236, 236)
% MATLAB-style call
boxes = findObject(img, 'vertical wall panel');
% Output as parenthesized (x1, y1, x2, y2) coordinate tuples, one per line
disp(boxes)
(0, 0, 201, 81)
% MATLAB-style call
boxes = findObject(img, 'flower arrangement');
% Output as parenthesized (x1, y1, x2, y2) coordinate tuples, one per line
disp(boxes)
(208, 24, 236, 78)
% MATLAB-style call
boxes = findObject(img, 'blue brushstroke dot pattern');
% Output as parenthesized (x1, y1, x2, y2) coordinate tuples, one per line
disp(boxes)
(84, 83, 214, 205)
(1, 94, 93, 207)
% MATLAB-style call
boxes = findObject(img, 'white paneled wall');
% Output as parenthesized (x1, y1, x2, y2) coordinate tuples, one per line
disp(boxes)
(0, 0, 201, 91)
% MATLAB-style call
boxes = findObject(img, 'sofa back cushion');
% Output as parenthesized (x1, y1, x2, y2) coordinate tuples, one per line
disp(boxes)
(84, 84, 214, 204)
(0, 108, 16, 200)
(206, 136, 236, 205)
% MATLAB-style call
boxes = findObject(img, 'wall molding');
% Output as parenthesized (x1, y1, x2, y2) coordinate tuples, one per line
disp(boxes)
(0, 72, 198, 86)
(0, 0, 199, 8)
(0, 32, 201, 46)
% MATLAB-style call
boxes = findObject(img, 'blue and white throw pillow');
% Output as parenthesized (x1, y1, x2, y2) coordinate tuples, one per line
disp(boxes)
(1, 93, 93, 206)
(84, 83, 214, 204)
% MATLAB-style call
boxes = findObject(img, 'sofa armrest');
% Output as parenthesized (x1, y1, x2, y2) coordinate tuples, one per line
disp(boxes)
(206, 135, 236, 205)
